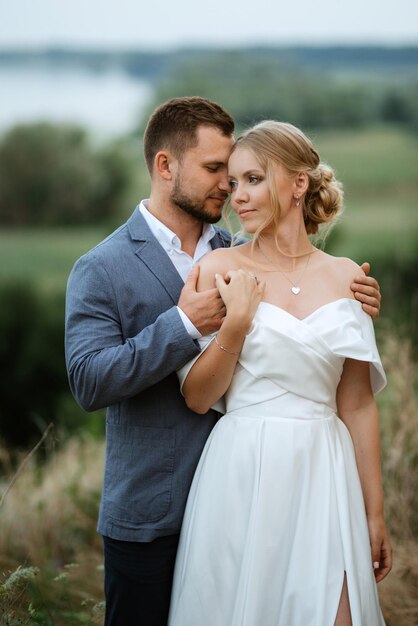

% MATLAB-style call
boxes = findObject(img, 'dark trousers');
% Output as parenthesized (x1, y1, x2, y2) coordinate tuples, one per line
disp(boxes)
(103, 534, 180, 626)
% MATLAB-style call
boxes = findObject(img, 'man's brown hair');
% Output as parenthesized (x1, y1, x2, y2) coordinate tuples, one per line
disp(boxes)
(143, 96, 235, 173)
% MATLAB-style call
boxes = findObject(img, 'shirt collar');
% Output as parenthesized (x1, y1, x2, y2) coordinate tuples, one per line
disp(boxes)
(139, 200, 216, 253)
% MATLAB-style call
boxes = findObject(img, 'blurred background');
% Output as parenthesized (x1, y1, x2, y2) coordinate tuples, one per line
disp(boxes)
(0, 1, 417, 623)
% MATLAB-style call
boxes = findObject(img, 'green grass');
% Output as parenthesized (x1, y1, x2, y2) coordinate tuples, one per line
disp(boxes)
(326, 197, 418, 262)
(0, 227, 109, 291)
(313, 126, 418, 189)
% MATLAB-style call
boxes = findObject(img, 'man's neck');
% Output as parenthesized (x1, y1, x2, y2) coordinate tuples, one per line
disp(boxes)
(146, 198, 204, 257)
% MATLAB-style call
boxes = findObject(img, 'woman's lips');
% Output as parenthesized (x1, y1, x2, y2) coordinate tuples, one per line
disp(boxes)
(239, 209, 256, 218)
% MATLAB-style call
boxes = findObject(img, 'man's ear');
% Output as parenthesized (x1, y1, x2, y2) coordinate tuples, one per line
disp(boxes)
(154, 151, 176, 181)
(294, 171, 309, 195)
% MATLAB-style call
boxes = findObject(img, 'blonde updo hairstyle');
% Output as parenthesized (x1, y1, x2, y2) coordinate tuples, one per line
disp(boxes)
(231, 121, 344, 246)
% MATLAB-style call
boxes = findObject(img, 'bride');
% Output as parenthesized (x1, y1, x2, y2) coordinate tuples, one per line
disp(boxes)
(168, 121, 392, 626)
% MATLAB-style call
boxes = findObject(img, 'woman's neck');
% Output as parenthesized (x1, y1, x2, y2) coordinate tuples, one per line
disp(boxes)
(255, 223, 314, 271)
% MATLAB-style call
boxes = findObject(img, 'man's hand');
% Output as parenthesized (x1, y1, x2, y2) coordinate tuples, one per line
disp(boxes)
(178, 265, 226, 335)
(351, 262, 382, 320)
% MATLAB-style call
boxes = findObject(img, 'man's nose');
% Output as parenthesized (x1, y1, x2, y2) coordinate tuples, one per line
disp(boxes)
(217, 173, 231, 193)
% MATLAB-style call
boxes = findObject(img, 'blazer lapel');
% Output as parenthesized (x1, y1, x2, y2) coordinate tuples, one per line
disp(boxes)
(126, 210, 233, 303)
(127, 209, 184, 304)
(211, 228, 232, 250)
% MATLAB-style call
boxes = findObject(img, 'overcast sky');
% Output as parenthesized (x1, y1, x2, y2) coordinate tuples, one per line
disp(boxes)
(1, 0, 417, 49)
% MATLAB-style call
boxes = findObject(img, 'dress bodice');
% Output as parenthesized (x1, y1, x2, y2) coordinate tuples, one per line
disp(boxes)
(178, 298, 386, 417)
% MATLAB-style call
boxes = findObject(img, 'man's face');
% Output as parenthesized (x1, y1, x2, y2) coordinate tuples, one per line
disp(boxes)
(170, 126, 234, 223)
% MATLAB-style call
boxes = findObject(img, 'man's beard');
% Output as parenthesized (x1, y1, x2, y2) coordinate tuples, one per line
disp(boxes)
(171, 178, 227, 224)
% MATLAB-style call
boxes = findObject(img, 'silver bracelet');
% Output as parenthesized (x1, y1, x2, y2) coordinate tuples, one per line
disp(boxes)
(214, 335, 240, 356)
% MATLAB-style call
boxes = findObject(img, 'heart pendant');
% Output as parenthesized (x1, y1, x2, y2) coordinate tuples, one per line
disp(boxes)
(291, 286, 301, 295)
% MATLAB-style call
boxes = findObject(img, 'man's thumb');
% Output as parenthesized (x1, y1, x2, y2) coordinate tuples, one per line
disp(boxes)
(360, 262, 371, 275)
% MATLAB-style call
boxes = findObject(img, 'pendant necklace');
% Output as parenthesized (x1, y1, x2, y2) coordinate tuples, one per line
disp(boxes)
(256, 243, 316, 295)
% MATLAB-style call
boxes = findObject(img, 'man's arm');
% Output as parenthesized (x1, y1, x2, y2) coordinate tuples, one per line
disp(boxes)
(65, 256, 223, 412)
(351, 262, 381, 320)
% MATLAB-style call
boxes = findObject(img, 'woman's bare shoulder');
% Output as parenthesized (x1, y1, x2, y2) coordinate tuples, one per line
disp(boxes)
(331, 254, 364, 278)
(197, 245, 250, 290)
(318, 251, 365, 296)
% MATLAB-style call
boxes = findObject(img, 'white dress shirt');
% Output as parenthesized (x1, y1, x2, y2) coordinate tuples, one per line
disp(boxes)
(139, 200, 216, 339)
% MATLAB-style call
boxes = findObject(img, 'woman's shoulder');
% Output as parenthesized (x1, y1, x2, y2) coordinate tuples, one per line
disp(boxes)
(315, 251, 364, 296)
(197, 244, 250, 289)
(330, 253, 362, 272)
(317, 250, 363, 275)
(200, 243, 252, 271)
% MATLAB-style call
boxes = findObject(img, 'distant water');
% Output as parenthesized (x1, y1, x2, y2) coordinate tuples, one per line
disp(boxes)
(0, 64, 153, 138)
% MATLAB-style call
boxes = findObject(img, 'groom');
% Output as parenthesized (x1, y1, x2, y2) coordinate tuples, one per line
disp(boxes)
(65, 96, 381, 626)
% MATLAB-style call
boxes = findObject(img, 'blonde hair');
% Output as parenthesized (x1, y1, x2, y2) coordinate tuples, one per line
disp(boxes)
(230, 121, 343, 246)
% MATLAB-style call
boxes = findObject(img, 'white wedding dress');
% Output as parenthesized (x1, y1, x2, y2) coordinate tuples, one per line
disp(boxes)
(169, 298, 387, 626)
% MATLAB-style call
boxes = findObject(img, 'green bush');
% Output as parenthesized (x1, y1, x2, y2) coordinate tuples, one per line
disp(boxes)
(0, 281, 103, 448)
(0, 124, 136, 226)
(0, 281, 63, 446)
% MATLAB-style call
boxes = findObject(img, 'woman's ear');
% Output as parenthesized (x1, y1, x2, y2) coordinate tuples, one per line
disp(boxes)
(294, 171, 309, 196)
(154, 151, 176, 181)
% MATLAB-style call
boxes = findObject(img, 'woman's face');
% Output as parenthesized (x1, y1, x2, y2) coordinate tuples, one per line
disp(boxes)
(228, 147, 294, 233)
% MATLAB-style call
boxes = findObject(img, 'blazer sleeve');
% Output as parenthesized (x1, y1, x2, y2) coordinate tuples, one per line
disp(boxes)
(65, 251, 200, 412)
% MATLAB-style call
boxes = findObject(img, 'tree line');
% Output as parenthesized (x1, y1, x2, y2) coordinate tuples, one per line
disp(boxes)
(1, 45, 418, 78)
(142, 50, 418, 133)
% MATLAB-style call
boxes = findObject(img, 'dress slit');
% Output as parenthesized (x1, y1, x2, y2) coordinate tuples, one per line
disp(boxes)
(333, 572, 353, 626)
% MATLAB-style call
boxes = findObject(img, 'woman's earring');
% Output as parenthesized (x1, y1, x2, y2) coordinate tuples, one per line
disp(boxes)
(295, 196, 301, 207)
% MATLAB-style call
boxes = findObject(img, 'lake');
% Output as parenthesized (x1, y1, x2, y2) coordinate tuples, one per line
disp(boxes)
(0, 64, 153, 139)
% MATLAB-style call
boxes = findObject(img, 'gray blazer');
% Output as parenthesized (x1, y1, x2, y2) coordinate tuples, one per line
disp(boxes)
(65, 207, 231, 542)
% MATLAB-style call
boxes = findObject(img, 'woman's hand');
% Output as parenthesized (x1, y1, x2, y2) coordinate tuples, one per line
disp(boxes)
(367, 515, 392, 583)
(215, 270, 265, 334)
(180, 269, 264, 414)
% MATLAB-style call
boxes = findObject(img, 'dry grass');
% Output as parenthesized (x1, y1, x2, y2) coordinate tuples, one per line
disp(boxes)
(377, 333, 418, 625)
(0, 331, 417, 623)
(380, 335, 418, 538)
(0, 436, 105, 621)
(379, 540, 418, 626)
(1, 436, 104, 564)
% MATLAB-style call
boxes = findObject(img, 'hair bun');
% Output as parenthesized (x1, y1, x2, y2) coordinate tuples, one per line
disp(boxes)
(304, 163, 344, 235)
